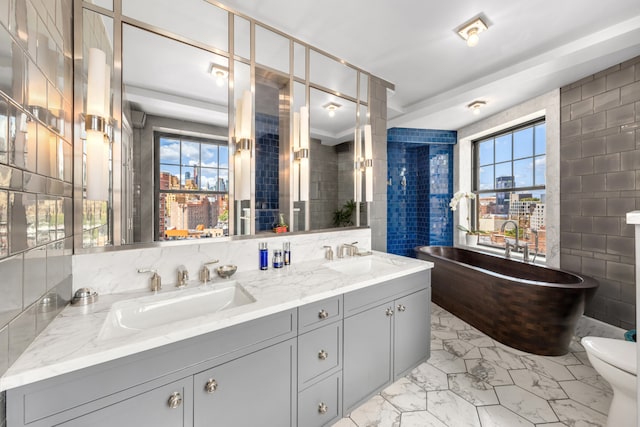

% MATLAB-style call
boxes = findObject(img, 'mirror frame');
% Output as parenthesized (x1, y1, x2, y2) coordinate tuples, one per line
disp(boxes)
(73, 0, 377, 253)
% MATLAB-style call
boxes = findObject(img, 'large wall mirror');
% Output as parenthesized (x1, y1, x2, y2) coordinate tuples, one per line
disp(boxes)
(75, 0, 373, 251)
(122, 24, 229, 244)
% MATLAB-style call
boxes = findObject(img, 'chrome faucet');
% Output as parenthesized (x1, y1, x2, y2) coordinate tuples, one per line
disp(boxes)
(323, 245, 334, 260)
(176, 265, 189, 288)
(138, 268, 161, 292)
(199, 260, 220, 283)
(500, 220, 519, 248)
(338, 242, 359, 258)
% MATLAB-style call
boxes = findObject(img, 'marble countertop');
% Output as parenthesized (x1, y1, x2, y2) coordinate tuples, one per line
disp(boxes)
(0, 251, 432, 391)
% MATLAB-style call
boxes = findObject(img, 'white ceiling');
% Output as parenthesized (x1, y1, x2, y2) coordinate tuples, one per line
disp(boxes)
(215, 0, 640, 131)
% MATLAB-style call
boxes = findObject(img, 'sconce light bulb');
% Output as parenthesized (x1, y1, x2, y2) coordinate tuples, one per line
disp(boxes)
(328, 109, 335, 118)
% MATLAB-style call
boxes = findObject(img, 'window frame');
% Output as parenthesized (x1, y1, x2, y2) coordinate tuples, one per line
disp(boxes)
(471, 118, 546, 250)
(154, 131, 229, 240)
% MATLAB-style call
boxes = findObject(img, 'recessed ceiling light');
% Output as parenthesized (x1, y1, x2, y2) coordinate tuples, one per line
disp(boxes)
(323, 102, 342, 117)
(209, 65, 229, 86)
(467, 100, 486, 114)
(457, 17, 488, 47)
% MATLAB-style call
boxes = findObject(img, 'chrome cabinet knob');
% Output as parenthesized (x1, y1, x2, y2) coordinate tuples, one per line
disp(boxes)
(397, 304, 406, 312)
(318, 349, 329, 360)
(318, 309, 329, 319)
(168, 392, 182, 409)
(385, 307, 394, 317)
(318, 402, 328, 414)
(205, 378, 218, 393)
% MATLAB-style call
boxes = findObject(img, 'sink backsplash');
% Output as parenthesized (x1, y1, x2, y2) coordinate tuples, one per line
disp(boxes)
(73, 229, 372, 295)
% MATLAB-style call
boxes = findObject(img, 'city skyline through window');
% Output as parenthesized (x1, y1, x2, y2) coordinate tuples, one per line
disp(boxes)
(474, 120, 546, 257)
(156, 133, 229, 240)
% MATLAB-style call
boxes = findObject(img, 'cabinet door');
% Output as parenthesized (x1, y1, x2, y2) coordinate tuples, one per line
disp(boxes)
(56, 377, 192, 427)
(394, 288, 430, 378)
(343, 303, 392, 413)
(193, 339, 296, 427)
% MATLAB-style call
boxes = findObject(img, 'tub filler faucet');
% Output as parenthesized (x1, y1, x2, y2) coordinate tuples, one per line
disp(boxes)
(501, 220, 531, 261)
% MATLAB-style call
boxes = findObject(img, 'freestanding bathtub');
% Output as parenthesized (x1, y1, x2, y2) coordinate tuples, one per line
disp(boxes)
(415, 246, 598, 356)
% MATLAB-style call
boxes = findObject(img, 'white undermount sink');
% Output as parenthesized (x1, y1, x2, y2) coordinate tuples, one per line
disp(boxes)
(98, 282, 255, 340)
(324, 255, 404, 275)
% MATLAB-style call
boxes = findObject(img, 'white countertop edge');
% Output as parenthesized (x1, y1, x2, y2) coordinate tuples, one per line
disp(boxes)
(626, 211, 640, 225)
(1, 253, 433, 391)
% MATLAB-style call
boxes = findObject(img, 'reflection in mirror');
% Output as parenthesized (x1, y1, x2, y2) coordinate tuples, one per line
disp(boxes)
(81, 8, 113, 248)
(122, 25, 229, 243)
(309, 50, 357, 98)
(360, 74, 369, 104)
(291, 82, 307, 232)
(122, 0, 228, 52)
(85, 0, 113, 11)
(234, 15, 250, 59)
(294, 42, 306, 80)
(232, 60, 251, 236)
(254, 67, 291, 233)
(255, 25, 289, 74)
(309, 88, 356, 230)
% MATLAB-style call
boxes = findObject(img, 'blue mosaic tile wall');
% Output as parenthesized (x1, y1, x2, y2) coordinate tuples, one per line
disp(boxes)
(255, 113, 280, 231)
(387, 128, 456, 256)
(387, 143, 418, 256)
(427, 145, 454, 246)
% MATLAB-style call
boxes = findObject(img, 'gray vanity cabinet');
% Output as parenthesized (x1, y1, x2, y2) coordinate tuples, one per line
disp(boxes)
(193, 339, 296, 427)
(296, 296, 343, 427)
(343, 301, 393, 412)
(342, 271, 430, 414)
(56, 377, 194, 427)
(393, 288, 430, 377)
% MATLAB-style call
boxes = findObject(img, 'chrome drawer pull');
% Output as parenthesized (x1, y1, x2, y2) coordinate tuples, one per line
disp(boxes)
(168, 392, 182, 409)
(385, 307, 394, 317)
(397, 304, 406, 312)
(318, 309, 329, 319)
(318, 349, 329, 360)
(205, 378, 218, 393)
(318, 402, 328, 414)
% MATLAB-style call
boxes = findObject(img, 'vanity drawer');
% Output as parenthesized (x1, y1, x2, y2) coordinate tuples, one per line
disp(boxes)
(297, 372, 342, 427)
(298, 295, 342, 333)
(298, 322, 342, 389)
(344, 271, 428, 317)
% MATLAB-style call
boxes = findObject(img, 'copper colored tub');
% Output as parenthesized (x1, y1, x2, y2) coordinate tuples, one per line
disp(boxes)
(415, 246, 598, 355)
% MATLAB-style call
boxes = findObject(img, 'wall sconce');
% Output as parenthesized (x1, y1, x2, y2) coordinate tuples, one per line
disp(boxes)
(209, 64, 228, 87)
(467, 100, 486, 115)
(234, 90, 252, 201)
(292, 107, 309, 201)
(84, 48, 112, 201)
(355, 124, 374, 203)
(457, 17, 488, 47)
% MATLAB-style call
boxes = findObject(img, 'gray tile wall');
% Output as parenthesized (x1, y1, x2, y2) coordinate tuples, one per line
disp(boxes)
(369, 76, 388, 251)
(0, 0, 74, 419)
(560, 55, 640, 329)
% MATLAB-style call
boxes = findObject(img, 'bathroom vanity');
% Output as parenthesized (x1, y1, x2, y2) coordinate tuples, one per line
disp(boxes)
(1, 252, 432, 427)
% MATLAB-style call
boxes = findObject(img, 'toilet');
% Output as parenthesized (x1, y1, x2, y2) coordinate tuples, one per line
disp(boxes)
(582, 336, 637, 427)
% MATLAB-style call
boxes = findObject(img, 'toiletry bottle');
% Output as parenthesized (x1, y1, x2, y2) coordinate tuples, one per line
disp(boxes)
(283, 241, 291, 265)
(259, 242, 268, 270)
(273, 249, 283, 268)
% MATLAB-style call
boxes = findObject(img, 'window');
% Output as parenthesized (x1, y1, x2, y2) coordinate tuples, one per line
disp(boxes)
(156, 133, 229, 240)
(473, 120, 546, 257)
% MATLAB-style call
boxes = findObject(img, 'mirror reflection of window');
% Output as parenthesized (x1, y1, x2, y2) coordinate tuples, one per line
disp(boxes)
(122, 24, 229, 243)
(156, 134, 229, 240)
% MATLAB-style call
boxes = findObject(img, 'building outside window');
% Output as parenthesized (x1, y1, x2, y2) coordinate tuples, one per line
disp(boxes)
(473, 120, 546, 258)
(156, 133, 229, 240)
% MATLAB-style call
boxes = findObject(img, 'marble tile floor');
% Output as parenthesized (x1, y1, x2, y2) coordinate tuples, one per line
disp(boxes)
(332, 303, 613, 427)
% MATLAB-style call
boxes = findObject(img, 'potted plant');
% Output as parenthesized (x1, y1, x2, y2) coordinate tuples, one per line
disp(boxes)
(449, 191, 482, 245)
(273, 213, 288, 233)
